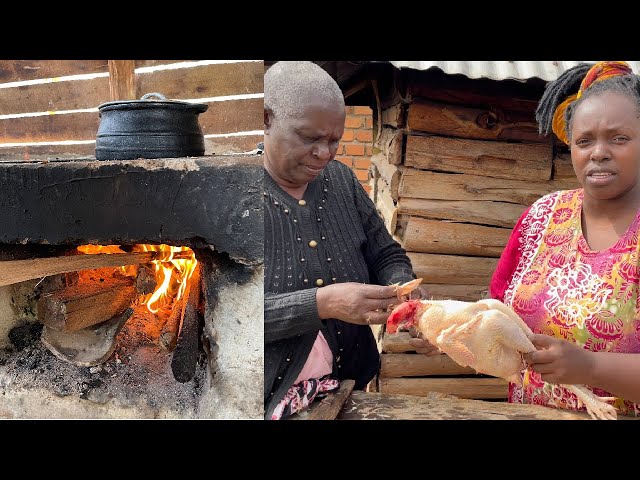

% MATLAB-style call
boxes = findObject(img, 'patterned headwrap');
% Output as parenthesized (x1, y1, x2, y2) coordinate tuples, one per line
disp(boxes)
(551, 61, 634, 145)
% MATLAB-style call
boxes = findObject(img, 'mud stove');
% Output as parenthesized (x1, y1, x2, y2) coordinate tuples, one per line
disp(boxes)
(0, 155, 263, 419)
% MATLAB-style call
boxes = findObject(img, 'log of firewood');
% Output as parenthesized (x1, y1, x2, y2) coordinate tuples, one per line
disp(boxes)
(397, 216, 510, 257)
(382, 332, 418, 353)
(171, 263, 203, 383)
(0, 251, 191, 288)
(160, 297, 187, 351)
(398, 197, 526, 228)
(375, 177, 397, 234)
(37, 276, 136, 331)
(381, 104, 405, 128)
(370, 154, 401, 201)
(424, 283, 488, 301)
(41, 307, 133, 367)
(379, 377, 509, 400)
(406, 252, 497, 286)
(373, 127, 404, 165)
(404, 134, 552, 182)
(406, 99, 545, 143)
(380, 353, 475, 377)
(398, 169, 574, 206)
(135, 265, 157, 295)
(37, 272, 80, 294)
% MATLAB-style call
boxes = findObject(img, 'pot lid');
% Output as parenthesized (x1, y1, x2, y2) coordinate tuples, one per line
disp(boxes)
(98, 92, 208, 113)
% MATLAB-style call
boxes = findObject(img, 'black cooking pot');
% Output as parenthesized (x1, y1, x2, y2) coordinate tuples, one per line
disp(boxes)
(95, 93, 209, 160)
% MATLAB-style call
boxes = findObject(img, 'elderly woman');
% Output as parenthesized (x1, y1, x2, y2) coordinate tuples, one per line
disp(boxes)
(263, 61, 429, 420)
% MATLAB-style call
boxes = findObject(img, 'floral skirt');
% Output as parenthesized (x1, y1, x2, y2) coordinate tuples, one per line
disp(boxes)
(270, 375, 340, 420)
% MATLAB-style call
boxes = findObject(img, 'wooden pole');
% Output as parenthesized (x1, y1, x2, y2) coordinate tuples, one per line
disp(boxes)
(0, 251, 192, 287)
(108, 60, 136, 101)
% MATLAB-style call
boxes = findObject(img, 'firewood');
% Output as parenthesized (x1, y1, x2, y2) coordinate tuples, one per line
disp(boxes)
(159, 296, 187, 351)
(0, 251, 192, 288)
(171, 264, 202, 383)
(135, 265, 157, 295)
(41, 307, 133, 367)
(37, 276, 136, 331)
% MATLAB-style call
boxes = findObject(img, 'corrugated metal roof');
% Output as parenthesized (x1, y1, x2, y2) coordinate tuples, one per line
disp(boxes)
(388, 61, 640, 82)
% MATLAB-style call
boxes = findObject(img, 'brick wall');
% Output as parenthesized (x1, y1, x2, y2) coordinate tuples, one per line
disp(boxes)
(335, 106, 373, 194)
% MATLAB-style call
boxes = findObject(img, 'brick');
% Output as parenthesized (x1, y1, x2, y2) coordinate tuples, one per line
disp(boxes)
(354, 168, 369, 181)
(362, 183, 371, 194)
(355, 129, 373, 142)
(365, 145, 373, 156)
(345, 106, 356, 115)
(354, 157, 371, 169)
(345, 144, 365, 156)
(365, 116, 373, 129)
(336, 156, 352, 167)
(345, 116, 364, 129)
(353, 106, 372, 116)
(341, 129, 355, 142)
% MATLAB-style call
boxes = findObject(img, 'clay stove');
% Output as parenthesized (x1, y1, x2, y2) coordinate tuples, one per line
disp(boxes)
(0, 155, 264, 419)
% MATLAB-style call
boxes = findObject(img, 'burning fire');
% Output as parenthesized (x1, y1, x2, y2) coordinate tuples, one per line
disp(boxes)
(76, 243, 197, 315)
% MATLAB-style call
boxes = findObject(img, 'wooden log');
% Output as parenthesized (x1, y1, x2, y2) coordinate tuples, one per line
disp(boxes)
(37, 277, 136, 331)
(0, 77, 109, 115)
(0, 112, 100, 143)
(406, 252, 497, 285)
(171, 263, 203, 383)
(404, 135, 552, 182)
(108, 60, 136, 101)
(381, 104, 405, 128)
(379, 377, 509, 399)
(136, 62, 264, 100)
(0, 60, 108, 83)
(160, 297, 187, 351)
(382, 332, 415, 353)
(338, 390, 597, 420)
(380, 353, 475, 377)
(423, 284, 488, 301)
(38, 272, 80, 294)
(405, 69, 541, 115)
(370, 153, 401, 200)
(0, 144, 96, 162)
(0, 251, 191, 288)
(135, 265, 157, 295)
(398, 198, 526, 228)
(553, 152, 580, 188)
(398, 169, 573, 205)
(290, 379, 356, 420)
(398, 216, 510, 257)
(375, 177, 397, 233)
(198, 97, 263, 135)
(406, 99, 544, 143)
(373, 127, 403, 165)
(41, 307, 133, 367)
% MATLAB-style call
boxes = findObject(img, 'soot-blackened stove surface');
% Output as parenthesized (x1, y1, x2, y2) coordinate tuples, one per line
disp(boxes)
(0, 155, 263, 264)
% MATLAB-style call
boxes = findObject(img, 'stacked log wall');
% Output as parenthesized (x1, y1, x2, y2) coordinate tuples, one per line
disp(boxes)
(369, 71, 580, 399)
(0, 60, 264, 161)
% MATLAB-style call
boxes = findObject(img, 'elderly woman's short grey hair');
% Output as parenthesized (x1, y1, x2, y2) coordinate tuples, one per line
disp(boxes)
(265, 61, 345, 120)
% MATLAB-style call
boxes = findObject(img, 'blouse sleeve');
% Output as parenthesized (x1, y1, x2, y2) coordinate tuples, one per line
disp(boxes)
(264, 288, 324, 344)
(489, 205, 531, 301)
(352, 171, 415, 286)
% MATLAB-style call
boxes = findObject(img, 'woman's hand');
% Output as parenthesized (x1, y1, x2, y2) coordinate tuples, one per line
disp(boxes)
(523, 334, 594, 385)
(316, 282, 402, 325)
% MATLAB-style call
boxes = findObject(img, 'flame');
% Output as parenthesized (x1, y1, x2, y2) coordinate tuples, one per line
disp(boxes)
(76, 243, 198, 315)
(132, 244, 197, 314)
